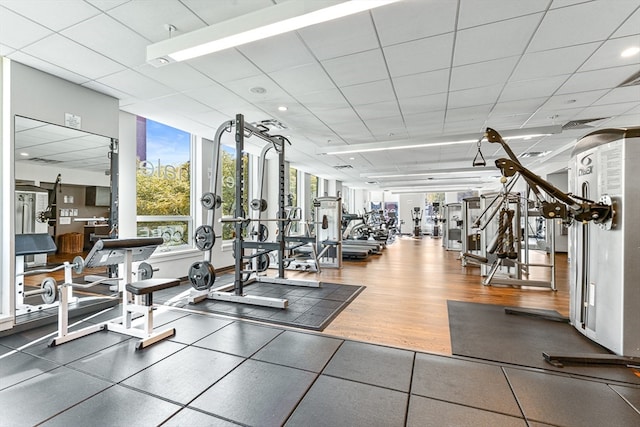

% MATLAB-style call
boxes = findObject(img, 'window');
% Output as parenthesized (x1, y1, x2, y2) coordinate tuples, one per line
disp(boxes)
(136, 117, 192, 251)
(221, 145, 249, 240)
(288, 166, 298, 207)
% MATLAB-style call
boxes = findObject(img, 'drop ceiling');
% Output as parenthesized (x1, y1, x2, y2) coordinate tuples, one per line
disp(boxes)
(1, 0, 639, 192)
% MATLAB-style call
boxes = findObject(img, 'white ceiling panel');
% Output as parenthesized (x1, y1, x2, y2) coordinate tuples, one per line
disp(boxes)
(181, 0, 273, 25)
(62, 14, 150, 68)
(489, 97, 548, 118)
(298, 12, 378, 60)
(0, 6, 52, 49)
(151, 93, 211, 116)
(353, 100, 401, 120)
(322, 49, 389, 87)
(544, 89, 609, 110)
(527, 1, 638, 52)
(223, 74, 295, 103)
(579, 34, 640, 71)
(393, 69, 450, 99)
(186, 48, 263, 83)
(82, 80, 135, 103)
(7, 50, 90, 85)
(85, 0, 129, 12)
(499, 75, 568, 102)
(458, 0, 549, 29)
(21, 34, 125, 80)
(449, 57, 520, 91)
(136, 63, 214, 92)
(373, 0, 457, 46)
(447, 85, 503, 109)
(384, 33, 454, 77)
(593, 86, 640, 106)
(556, 64, 639, 94)
(577, 101, 639, 119)
(269, 63, 336, 97)
(454, 14, 543, 66)
(238, 31, 316, 73)
(341, 80, 396, 106)
(398, 93, 448, 116)
(510, 43, 601, 81)
(0, 0, 99, 31)
(445, 104, 493, 123)
(296, 88, 350, 111)
(612, 5, 640, 37)
(0, 44, 15, 56)
(310, 106, 362, 127)
(96, 69, 174, 100)
(107, 0, 206, 42)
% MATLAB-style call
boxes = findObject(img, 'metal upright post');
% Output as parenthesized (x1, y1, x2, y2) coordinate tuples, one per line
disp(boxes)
(234, 114, 245, 296)
(278, 137, 286, 279)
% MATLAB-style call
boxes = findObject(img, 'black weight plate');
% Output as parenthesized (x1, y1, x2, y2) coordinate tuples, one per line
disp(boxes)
(256, 253, 270, 272)
(188, 261, 216, 291)
(194, 225, 215, 251)
(138, 262, 154, 280)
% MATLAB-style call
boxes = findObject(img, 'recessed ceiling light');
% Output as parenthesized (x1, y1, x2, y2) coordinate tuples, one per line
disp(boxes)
(20, 152, 29, 156)
(278, 106, 288, 111)
(349, 157, 355, 160)
(250, 86, 267, 94)
(621, 46, 640, 57)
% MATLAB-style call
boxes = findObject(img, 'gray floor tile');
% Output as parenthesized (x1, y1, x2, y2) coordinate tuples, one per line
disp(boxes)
(0, 351, 59, 390)
(323, 340, 414, 391)
(406, 394, 527, 427)
(165, 313, 233, 344)
(41, 384, 181, 426)
(194, 321, 282, 357)
(252, 330, 343, 372)
(0, 343, 13, 355)
(123, 346, 244, 404)
(163, 407, 241, 426)
(412, 352, 522, 416)
(285, 375, 407, 427)
(505, 367, 640, 426)
(24, 328, 129, 364)
(0, 323, 58, 349)
(69, 337, 185, 382)
(0, 366, 111, 426)
(611, 384, 640, 412)
(190, 359, 316, 427)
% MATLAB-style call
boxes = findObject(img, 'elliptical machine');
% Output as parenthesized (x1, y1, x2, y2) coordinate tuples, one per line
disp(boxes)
(411, 207, 422, 238)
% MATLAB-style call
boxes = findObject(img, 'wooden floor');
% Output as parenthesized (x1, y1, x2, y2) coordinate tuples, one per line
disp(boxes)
(291, 235, 569, 356)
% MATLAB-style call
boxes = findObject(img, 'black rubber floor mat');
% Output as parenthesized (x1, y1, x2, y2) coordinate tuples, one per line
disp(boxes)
(156, 277, 364, 331)
(447, 300, 640, 384)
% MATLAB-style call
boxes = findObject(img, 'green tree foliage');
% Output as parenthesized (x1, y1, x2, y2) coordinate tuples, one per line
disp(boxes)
(221, 150, 249, 240)
(137, 160, 190, 215)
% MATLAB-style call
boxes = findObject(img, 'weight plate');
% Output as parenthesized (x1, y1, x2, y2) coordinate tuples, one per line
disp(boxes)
(256, 253, 270, 272)
(194, 225, 216, 251)
(188, 261, 216, 291)
(250, 198, 268, 212)
(41, 277, 57, 304)
(252, 224, 269, 242)
(72, 256, 85, 274)
(138, 262, 154, 280)
(201, 192, 222, 210)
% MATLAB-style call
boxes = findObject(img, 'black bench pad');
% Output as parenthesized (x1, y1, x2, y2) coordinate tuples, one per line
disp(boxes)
(126, 278, 180, 295)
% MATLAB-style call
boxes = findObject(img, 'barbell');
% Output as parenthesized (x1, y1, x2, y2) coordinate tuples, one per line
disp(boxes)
(23, 277, 57, 304)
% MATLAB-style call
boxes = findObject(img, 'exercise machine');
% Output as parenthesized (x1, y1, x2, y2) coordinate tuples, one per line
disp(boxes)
(444, 203, 462, 251)
(460, 197, 482, 266)
(411, 207, 422, 238)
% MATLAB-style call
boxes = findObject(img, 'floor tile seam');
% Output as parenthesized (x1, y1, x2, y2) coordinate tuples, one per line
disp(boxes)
(34, 382, 119, 426)
(408, 392, 529, 422)
(500, 365, 528, 420)
(177, 404, 252, 427)
(279, 361, 333, 427)
(608, 383, 640, 415)
(403, 352, 418, 426)
(319, 371, 412, 394)
(500, 361, 640, 385)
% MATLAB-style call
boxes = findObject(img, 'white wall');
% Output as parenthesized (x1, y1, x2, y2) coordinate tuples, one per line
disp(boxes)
(1, 57, 11, 329)
(546, 171, 569, 252)
(399, 193, 426, 234)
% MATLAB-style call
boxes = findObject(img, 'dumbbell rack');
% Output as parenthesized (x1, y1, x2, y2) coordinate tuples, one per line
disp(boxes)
(189, 114, 319, 308)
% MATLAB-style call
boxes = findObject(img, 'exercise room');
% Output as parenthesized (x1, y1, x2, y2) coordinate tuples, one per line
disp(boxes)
(1, 1, 639, 426)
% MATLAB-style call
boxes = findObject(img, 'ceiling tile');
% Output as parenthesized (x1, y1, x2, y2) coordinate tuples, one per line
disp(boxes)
(449, 57, 519, 91)
(489, 97, 548, 117)
(528, 1, 638, 52)
(499, 75, 568, 102)
(545, 89, 609, 109)
(21, 34, 125, 80)
(108, 0, 206, 43)
(296, 88, 350, 111)
(445, 104, 493, 123)
(354, 101, 401, 120)
(62, 14, 150, 68)
(311, 106, 362, 127)
(238, 32, 316, 73)
(224, 74, 295, 103)
(373, 0, 458, 46)
(341, 80, 396, 106)
(136, 63, 214, 92)
(454, 14, 543, 66)
(187, 48, 263, 83)
(556, 64, 639, 94)
(612, 5, 640, 38)
(298, 12, 379, 60)
(0, 5, 52, 49)
(510, 43, 600, 81)
(384, 33, 454, 77)
(322, 49, 389, 87)
(579, 35, 640, 72)
(181, 0, 273, 25)
(399, 93, 448, 115)
(96, 69, 174, 100)
(593, 86, 640, 106)
(447, 85, 503, 109)
(0, 44, 15, 56)
(149, 93, 211, 116)
(577, 101, 639, 119)
(269, 63, 336, 97)
(393, 69, 450, 99)
(85, 0, 129, 11)
(7, 51, 91, 84)
(404, 110, 446, 136)
(0, 0, 100, 31)
(81, 80, 133, 102)
(458, 0, 549, 29)
(183, 82, 250, 111)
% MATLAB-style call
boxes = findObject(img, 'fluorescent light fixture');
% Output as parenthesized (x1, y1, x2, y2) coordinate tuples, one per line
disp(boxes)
(621, 46, 640, 57)
(362, 167, 490, 179)
(317, 125, 562, 155)
(147, 0, 401, 64)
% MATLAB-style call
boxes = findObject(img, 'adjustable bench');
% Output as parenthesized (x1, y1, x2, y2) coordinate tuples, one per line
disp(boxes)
(48, 237, 181, 350)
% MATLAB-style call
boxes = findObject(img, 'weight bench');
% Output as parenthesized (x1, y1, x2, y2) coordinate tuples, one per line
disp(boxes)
(49, 237, 180, 350)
